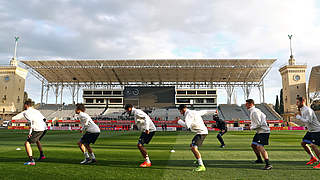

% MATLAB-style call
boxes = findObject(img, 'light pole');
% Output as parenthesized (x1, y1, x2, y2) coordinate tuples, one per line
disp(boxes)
(288, 35, 293, 59)
(13, 36, 19, 60)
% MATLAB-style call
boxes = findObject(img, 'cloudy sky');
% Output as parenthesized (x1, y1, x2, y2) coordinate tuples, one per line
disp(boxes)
(1, 0, 319, 105)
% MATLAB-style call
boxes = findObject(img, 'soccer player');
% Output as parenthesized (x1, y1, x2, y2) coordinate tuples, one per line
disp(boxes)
(75, 104, 100, 164)
(214, 114, 227, 148)
(245, 99, 272, 170)
(21, 100, 48, 165)
(295, 97, 320, 169)
(124, 104, 156, 168)
(175, 104, 208, 172)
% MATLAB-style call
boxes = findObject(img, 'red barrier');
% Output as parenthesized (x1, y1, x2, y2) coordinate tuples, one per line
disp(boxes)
(57, 120, 80, 123)
(288, 127, 305, 130)
(11, 120, 28, 123)
(270, 127, 288, 131)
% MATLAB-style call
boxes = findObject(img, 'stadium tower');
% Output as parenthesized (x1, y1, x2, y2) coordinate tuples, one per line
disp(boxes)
(0, 37, 28, 122)
(279, 35, 307, 121)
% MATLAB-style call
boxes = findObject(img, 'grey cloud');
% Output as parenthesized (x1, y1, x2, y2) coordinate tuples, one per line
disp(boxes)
(0, 0, 319, 104)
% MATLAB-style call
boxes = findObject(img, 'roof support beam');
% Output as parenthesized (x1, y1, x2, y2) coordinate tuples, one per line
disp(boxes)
(111, 68, 122, 85)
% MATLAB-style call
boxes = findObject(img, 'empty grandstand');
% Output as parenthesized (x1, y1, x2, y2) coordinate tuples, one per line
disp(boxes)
(11, 102, 284, 130)
(21, 59, 275, 106)
(10, 59, 280, 131)
(37, 104, 59, 117)
(219, 104, 248, 121)
(218, 103, 281, 121)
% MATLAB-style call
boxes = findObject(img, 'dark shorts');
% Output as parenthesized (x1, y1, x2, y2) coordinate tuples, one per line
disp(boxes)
(191, 134, 207, 147)
(302, 132, 313, 144)
(252, 133, 270, 146)
(311, 132, 320, 146)
(138, 131, 155, 145)
(80, 132, 100, 145)
(27, 130, 47, 144)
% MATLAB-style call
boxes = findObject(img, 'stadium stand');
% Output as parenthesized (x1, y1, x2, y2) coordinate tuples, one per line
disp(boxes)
(218, 104, 282, 121)
(85, 108, 104, 116)
(217, 108, 225, 120)
(14, 103, 281, 123)
(97, 107, 214, 121)
(150, 109, 169, 120)
(241, 104, 282, 121)
(13, 104, 62, 121)
(219, 104, 249, 120)
(38, 104, 59, 118)
(168, 109, 180, 119)
(14, 59, 279, 130)
(102, 108, 125, 119)
(45, 104, 76, 120)
(202, 112, 216, 120)
(255, 103, 282, 120)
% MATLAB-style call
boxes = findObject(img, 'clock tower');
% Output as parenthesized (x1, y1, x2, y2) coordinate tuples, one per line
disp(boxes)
(0, 37, 28, 121)
(279, 35, 307, 115)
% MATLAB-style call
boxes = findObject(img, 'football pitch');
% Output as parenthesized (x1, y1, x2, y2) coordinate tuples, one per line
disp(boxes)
(0, 130, 319, 180)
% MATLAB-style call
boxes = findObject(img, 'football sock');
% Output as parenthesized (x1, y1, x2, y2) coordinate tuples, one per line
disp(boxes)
(197, 158, 204, 166)
(265, 159, 270, 166)
(84, 152, 90, 159)
(145, 156, 151, 163)
(40, 151, 44, 157)
(90, 152, 96, 159)
(256, 155, 262, 161)
(29, 156, 34, 161)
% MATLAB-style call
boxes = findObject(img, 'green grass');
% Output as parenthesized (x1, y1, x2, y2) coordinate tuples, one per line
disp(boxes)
(0, 130, 319, 180)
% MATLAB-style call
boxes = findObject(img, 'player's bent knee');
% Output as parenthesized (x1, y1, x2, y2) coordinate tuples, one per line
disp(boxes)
(137, 143, 143, 148)
(84, 144, 90, 148)
(191, 145, 198, 150)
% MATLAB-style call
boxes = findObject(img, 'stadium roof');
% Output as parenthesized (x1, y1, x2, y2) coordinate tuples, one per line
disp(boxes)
(309, 65, 320, 93)
(21, 59, 276, 87)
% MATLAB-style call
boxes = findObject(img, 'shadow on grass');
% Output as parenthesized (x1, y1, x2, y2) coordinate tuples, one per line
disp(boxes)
(0, 156, 310, 171)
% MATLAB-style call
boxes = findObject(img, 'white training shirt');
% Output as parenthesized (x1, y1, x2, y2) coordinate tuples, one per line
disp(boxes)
(178, 109, 208, 135)
(78, 112, 100, 133)
(131, 108, 156, 132)
(296, 105, 320, 132)
(21, 107, 47, 135)
(248, 106, 270, 134)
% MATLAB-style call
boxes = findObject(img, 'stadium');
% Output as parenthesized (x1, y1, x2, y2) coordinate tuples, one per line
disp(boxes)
(4, 0, 320, 178)
(1, 51, 320, 179)
(8, 59, 283, 130)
